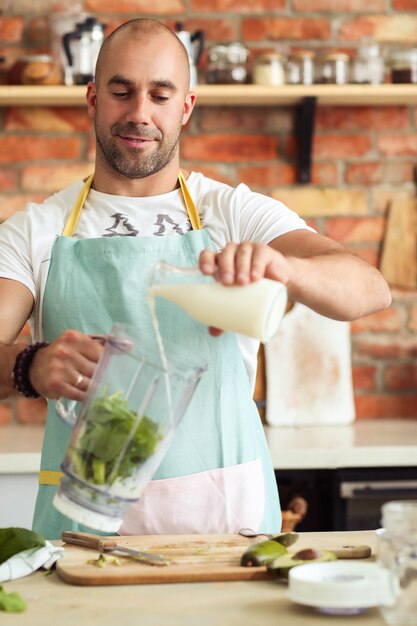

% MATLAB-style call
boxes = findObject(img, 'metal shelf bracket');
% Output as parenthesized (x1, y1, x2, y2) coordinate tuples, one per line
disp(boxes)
(295, 96, 317, 184)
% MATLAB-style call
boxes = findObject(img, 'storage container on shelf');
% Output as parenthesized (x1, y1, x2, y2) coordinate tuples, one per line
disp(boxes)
(285, 50, 315, 85)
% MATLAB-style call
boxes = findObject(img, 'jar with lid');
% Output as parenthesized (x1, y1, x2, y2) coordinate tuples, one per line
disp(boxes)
(377, 500, 417, 626)
(352, 37, 385, 85)
(206, 42, 249, 84)
(8, 54, 63, 85)
(389, 48, 417, 84)
(252, 52, 285, 85)
(286, 50, 315, 85)
(316, 52, 350, 84)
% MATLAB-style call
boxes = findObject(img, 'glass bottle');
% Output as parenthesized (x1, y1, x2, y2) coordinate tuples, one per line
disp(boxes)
(377, 500, 417, 626)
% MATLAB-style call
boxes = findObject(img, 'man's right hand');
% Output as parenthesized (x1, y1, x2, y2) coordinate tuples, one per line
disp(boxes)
(29, 330, 104, 401)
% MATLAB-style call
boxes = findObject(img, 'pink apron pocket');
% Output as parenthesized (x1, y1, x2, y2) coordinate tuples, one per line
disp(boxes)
(118, 458, 265, 535)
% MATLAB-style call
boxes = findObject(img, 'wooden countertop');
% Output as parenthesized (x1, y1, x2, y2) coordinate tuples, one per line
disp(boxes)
(0, 531, 386, 626)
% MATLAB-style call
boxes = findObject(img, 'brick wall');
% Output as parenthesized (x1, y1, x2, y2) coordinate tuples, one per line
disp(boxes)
(1, 0, 417, 425)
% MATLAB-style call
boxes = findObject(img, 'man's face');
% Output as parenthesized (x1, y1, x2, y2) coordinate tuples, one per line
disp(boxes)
(90, 33, 193, 179)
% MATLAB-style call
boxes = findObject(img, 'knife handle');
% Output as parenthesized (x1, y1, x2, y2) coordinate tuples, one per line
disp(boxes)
(331, 545, 372, 559)
(62, 531, 118, 552)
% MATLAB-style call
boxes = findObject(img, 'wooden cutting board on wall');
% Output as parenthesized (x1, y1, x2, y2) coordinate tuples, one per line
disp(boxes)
(380, 197, 417, 289)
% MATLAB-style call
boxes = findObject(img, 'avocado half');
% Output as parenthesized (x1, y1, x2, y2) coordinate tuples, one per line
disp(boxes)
(267, 548, 337, 578)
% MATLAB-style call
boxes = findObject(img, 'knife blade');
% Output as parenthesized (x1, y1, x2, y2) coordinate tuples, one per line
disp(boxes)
(62, 531, 172, 566)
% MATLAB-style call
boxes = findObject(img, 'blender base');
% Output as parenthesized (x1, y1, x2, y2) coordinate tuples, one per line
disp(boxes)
(53, 491, 123, 533)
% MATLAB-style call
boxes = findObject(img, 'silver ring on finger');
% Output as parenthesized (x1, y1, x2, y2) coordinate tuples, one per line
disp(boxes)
(75, 373, 84, 388)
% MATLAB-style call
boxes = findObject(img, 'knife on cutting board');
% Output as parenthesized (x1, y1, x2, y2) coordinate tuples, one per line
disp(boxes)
(61, 531, 172, 566)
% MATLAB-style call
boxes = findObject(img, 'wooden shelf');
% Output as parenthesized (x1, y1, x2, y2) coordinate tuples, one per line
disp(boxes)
(0, 84, 417, 106)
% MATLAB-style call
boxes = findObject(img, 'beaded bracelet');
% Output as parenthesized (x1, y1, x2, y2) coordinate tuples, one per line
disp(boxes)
(12, 341, 49, 398)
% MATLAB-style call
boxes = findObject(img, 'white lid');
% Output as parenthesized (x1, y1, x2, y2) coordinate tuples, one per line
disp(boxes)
(288, 561, 384, 611)
(53, 491, 122, 533)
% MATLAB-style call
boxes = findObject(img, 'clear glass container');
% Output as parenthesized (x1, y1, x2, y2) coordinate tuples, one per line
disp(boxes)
(316, 52, 350, 84)
(54, 322, 207, 531)
(352, 37, 385, 85)
(389, 48, 417, 84)
(252, 52, 285, 85)
(206, 42, 249, 84)
(286, 50, 315, 85)
(377, 500, 417, 626)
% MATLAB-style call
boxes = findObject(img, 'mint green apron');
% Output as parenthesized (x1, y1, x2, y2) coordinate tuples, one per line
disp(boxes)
(32, 173, 281, 539)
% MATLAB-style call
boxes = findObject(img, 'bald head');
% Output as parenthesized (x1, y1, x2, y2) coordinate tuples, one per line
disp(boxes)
(95, 18, 190, 89)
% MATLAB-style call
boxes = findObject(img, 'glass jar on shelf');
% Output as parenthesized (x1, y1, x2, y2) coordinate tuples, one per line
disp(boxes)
(206, 42, 249, 84)
(389, 48, 417, 84)
(315, 52, 350, 84)
(285, 50, 315, 85)
(252, 52, 285, 85)
(352, 37, 385, 84)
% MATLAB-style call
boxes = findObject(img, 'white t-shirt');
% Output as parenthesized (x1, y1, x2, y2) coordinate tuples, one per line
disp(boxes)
(0, 171, 313, 390)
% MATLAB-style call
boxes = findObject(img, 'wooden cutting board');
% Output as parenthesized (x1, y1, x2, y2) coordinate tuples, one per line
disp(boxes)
(380, 197, 417, 288)
(56, 533, 269, 586)
(55, 531, 375, 586)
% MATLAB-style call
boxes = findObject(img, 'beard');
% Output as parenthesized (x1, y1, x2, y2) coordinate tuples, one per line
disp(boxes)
(94, 119, 182, 179)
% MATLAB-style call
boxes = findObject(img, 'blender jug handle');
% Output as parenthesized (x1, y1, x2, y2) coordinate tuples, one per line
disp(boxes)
(54, 333, 132, 427)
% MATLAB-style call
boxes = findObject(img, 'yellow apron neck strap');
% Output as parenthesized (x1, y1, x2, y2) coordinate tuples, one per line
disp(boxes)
(178, 170, 202, 231)
(62, 171, 202, 237)
(62, 174, 94, 237)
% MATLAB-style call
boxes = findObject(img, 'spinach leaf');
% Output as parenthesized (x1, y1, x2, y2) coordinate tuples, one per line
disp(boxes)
(0, 528, 45, 565)
(0, 585, 27, 612)
(70, 390, 162, 486)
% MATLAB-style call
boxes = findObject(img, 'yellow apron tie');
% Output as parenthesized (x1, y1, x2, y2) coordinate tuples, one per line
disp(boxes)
(39, 470, 64, 486)
(62, 174, 94, 237)
(178, 170, 202, 230)
(41, 169, 201, 487)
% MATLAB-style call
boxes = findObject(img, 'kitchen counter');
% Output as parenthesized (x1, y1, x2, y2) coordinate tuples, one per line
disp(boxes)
(0, 419, 416, 473)
(1, 531, 386, 626)
(265, 419, 417, 470)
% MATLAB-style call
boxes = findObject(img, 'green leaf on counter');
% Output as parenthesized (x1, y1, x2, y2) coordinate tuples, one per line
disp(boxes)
(0, 585, 27, 612)
(0, 528, 45, 565)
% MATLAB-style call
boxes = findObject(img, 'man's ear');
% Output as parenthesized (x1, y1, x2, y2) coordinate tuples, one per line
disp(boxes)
(86, 82, 97, 118)
(182, 91, 196, 126)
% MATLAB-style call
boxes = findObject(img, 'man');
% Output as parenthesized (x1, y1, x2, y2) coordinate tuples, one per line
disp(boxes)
(0, 19, 391, 539)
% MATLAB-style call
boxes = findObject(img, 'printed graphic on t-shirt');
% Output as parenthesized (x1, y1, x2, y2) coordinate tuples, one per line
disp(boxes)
(154, 214, 192, 236)
(103, 213, 139, 237)
(101, 212, 192, 237)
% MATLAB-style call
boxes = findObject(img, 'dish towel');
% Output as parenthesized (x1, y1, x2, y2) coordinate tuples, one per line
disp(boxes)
(0, 542, 65, 582)
(265, 303, 355, 426)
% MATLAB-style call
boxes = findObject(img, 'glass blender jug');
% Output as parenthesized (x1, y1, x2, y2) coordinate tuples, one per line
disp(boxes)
(54, 323, 207, 532)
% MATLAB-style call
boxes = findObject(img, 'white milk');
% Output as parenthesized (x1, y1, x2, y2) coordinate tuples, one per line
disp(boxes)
(147, 293, 174, 427)
(148, 278, 288, 343)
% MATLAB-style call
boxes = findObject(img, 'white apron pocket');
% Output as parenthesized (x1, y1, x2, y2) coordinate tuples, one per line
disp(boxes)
(118, 458, 265, 535)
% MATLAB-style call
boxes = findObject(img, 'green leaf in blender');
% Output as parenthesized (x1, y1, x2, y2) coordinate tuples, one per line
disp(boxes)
(69, 390, 162, 486)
